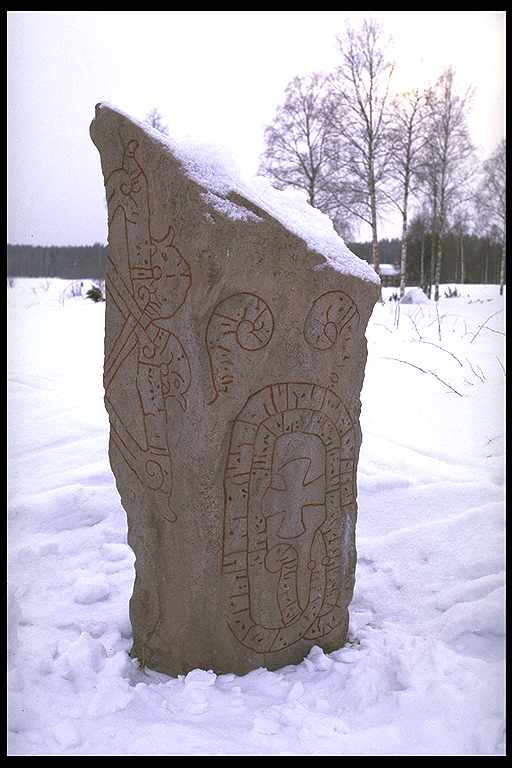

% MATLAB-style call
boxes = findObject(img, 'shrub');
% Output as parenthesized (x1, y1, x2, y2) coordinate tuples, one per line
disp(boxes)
(86, 284, 105, 303)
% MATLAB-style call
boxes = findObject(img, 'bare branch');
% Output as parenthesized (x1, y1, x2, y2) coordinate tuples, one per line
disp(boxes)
(470, 310, 504, 344)
(383, 357, 464, 396)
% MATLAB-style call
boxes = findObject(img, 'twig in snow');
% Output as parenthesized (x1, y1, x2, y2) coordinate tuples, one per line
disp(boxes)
(419, 340, 463, 367)
(425, 312, 455, 330)
(482, 326, 505, 336)
(466, 358, 486, 383)
(496, 356, 506, 376)
(470, 310, 504, 344)
(408, 313, 423, 340)
(435, 303, 442, 342)
(383, 357, 464, 396)
(374, 323, 393, 334)
(394, 301, 401, 329)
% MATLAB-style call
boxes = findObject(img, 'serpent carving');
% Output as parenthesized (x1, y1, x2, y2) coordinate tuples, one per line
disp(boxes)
(222, 382, 357, 653)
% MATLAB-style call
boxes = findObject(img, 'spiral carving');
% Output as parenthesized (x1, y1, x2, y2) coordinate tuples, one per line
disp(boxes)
(303, 291, 359, 351)
(206, 292, 274, 404)
(144, 457, 167, 491)
(134, 282, 151, 311)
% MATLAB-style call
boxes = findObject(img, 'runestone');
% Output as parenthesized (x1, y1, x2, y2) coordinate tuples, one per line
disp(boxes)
(90, 103, 380, 675)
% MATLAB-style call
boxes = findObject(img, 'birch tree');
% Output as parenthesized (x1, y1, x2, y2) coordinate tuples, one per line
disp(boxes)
(326, 19, 395, 278)
(474, 139, 506, 294)
(422, 68, 474, 301)
(259, 73, 334, 210)
(386, 88, 429, 297)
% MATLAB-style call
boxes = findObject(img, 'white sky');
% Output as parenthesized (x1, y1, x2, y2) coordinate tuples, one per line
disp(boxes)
(7, 11, 505, 245)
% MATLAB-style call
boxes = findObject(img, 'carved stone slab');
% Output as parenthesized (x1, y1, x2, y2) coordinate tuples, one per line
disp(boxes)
(90, 103, 380, 676)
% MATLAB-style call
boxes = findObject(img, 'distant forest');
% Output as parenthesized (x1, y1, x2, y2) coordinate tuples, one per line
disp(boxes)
(7, 237, 504, 285)
(7, 244, 106, 280)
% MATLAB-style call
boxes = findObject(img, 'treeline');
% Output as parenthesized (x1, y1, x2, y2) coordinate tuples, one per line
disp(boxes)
(348, 235, 503, 286)
(7, 243, 106, 279)
(7, 237, 502, 285)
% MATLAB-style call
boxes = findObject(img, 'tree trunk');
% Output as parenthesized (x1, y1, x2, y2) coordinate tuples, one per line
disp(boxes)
(399, 212, 408, 298)
(420, 232, 425, 290)
(371, 221, 381, 301)
(434, 222, 443, 302)
(459, 234, 465, 285)
(434, 187, 445, 301)
(500, 236, 505, 295)
(370, 188, 379, 272)
(428, 229, 437, 299)
(428, 178, 439, 299)
(369, 167, 381, 300)
(308, 175, 316, 208)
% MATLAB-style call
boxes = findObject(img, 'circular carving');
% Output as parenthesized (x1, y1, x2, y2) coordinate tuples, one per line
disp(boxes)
(304, 291, 359, 351)
(206, 292, 274, 403)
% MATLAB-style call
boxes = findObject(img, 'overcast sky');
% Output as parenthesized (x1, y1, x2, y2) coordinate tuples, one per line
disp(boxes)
(7, 11, 505, 246)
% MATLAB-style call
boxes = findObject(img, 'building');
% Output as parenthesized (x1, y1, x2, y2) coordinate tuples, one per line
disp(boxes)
(379, 263, 400, 287)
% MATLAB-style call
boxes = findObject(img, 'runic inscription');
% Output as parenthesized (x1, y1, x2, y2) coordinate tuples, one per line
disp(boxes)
(206, 292, 274, 403)
(103, 137, 192, 522)
(222, 382, 356, 653)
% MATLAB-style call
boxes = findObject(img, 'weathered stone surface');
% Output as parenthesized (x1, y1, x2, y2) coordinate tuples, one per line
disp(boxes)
(90, 103, 380, 676)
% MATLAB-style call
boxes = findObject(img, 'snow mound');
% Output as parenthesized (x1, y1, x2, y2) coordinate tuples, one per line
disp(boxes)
(95, 103, 380, 287)
(73, 574, 111, 605)
(400, 288, 431, 304)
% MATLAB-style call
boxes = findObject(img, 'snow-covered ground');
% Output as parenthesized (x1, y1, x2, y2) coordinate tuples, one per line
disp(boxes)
(7, 278, 505, 756)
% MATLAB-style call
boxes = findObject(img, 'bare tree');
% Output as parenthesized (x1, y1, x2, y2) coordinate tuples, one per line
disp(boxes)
(421, 68, 475, 301)
(145, 107, 169, 135)
(326, 18, 395, 278)
(474, 139, 506, 294)
(259, 74, 335, 207)
(385, 88, 429, 297)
